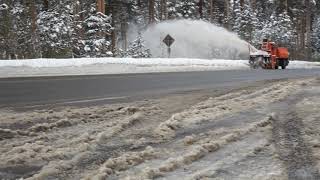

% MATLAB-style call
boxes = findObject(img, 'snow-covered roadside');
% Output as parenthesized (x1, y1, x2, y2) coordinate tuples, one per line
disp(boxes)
(0, 58, 249, 68)
(2, 77, 320, 179)
(287, 60, 320, 69)
(0, 58, 319, 78)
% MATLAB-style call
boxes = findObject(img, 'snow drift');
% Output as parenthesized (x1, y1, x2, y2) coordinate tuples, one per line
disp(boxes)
(143, 20, 252, 59)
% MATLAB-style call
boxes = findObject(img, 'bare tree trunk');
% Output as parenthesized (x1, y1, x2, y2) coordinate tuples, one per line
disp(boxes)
(111, 31, 116, 56)
(299, 16, 306, 60)
(2, 7, 11, 59)
(97, 0, 105, 14)
(251, 0, 256, 11)
(278, 0, 288, 13)
(240, 0, 244, 11)
(159, 0, 163, 20)
(224, 0, 230, 30)
(29, 0, 37, 33)
(28, 0, 38, 58)
(73, 0, 80, 18)
(121, 22, 127, 50)
(160, 0, 167, 21)
(296, 19, 300, 59)
(209, 0, 213, 23)
(198, 0, 204, 19)
(149, 0, 155, 24)
(305, 0, 312, 60)
(72, 0, 82, 57)
(97, 0, 101, 13)
(111, 1, 116, 56)
(284, 0, 288, 13)
(43, 0, 49, 10)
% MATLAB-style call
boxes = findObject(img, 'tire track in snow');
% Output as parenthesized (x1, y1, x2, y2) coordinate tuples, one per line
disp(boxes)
(1, 77, 319, 180)
(271, 101, 320, 180)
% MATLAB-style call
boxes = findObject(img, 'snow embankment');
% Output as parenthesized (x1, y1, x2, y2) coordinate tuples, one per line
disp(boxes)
(0, 58, 319, 78)
(0, 58, 248, 68)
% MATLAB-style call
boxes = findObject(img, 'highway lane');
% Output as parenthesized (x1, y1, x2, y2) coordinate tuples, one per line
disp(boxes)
(0, 69, 319, 107)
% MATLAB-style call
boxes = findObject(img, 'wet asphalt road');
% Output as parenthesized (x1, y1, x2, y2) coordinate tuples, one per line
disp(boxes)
(0, 69, 319, 107)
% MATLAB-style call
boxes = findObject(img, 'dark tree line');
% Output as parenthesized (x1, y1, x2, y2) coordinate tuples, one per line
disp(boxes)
(0, 0, 319, 60)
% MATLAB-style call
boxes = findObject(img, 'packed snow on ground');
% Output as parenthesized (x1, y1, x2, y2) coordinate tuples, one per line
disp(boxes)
(0, 58, 319, 78)
(2, 77, 320, 179)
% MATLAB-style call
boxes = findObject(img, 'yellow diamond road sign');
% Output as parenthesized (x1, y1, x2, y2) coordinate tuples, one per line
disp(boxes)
(163, 34, 175, 47)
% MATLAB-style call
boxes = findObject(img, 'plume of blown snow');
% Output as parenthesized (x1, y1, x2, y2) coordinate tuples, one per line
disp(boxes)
(142, 20, 253, 59)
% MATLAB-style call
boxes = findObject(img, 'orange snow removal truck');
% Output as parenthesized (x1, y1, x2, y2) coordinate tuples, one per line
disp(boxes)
(249, 39, 289, 69)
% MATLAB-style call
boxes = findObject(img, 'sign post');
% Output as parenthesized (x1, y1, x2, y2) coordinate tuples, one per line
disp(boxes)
(163, 34, 175, 58)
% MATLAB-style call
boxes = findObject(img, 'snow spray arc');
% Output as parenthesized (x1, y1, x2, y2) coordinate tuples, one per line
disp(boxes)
(142, 20, 252, 59)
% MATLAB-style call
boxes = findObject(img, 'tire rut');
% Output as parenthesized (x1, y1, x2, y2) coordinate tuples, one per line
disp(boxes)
(271, 101, 320, 180)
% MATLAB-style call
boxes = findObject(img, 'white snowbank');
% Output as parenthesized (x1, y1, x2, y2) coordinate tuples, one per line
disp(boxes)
(0, 58, 247, 78)
(0, 58, 248, 68)
(288, 60, 320, 69)
(0, 58, 319, 78)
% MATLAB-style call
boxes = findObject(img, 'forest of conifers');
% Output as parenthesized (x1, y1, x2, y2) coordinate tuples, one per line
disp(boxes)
(0, 0, 319, 61)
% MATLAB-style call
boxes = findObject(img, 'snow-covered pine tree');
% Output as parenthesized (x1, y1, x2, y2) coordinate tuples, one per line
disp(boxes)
(167, 0, 177, 19)
(129, 0, 148, 26)
(0, 0, 45, 59)
(82, 4, 113, 57)
(232, 0, 259, 43)
(37, 2, 73, 58)
(311, 16, 320, 61)
(274, 12, 296, 47)
(253, 12, 295, 48)
(167, 0, 198, 19)
(125, 32, 151, 58)
(0, 0, 320, 60)
(204, 0, 222, 25)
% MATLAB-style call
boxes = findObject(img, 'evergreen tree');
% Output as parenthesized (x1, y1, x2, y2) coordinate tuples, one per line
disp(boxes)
(129, 0, 148, 26)
(312, 16, 320, 60)
(253, 12, 295, 48)
(82, 4, 113, 57)
(168, 0, 198, 19)
(125, 32, 151, 58)
(12, 1, 37, 59)
(0, 0, 320, 60)
(37, 3, 73, 58)
(232, 0, 259, 43)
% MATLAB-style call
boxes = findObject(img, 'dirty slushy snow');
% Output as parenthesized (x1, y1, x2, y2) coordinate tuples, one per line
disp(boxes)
(1, 77, 320, 179)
